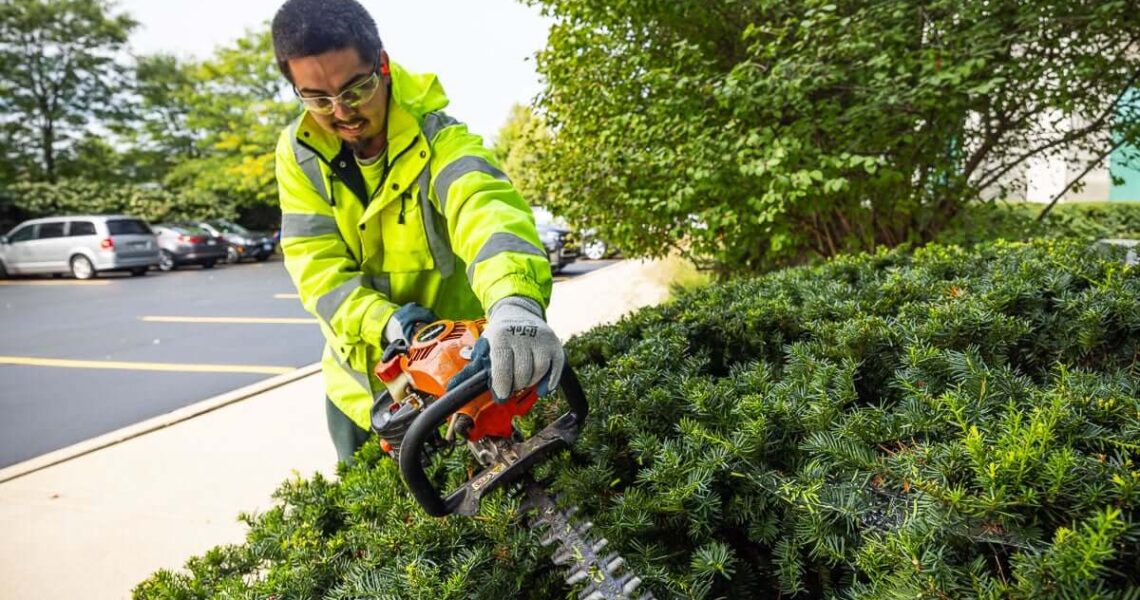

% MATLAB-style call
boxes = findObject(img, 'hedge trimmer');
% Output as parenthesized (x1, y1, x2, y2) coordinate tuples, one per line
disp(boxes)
(370, 318, 652, 600)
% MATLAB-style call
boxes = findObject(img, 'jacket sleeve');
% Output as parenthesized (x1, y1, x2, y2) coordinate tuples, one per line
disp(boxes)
(427, 120, 554, 313)
(276, 130, 398, 364)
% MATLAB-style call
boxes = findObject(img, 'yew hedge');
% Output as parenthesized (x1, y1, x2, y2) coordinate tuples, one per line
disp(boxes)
(136, 239, 1140, 599)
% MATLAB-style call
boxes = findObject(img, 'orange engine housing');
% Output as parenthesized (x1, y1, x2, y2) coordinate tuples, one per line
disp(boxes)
(380, 319, 538, 442)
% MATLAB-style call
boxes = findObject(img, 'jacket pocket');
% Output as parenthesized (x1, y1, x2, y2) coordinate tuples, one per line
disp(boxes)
(380, 192, 435, 273)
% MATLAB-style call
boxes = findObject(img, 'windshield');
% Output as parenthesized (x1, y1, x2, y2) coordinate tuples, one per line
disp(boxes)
(107, 219, 153, 235)
(533, 206, 571, 228)
(211, 220, 250, 235)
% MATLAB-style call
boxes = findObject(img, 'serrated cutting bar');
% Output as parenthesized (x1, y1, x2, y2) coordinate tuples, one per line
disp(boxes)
(523, 482, 654, 600)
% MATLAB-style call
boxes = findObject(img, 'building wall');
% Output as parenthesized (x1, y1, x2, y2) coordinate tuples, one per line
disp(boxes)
(1001, 88, 1140, 204)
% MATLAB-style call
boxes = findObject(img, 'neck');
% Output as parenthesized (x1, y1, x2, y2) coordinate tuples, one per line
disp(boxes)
(354, 133, 387, 161)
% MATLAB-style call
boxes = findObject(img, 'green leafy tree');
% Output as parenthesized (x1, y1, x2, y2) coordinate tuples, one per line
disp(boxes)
(116, 53, 201, 183)
(527, 0, 1140, 274)
(0, 0, 136, 182)
(164, 27, 295, 216)
(492, 103, 554, 207)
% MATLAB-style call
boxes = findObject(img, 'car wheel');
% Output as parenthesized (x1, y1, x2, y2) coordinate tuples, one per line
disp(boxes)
(255, 252, 269, 262)
(158, 250, 176, 272)
(202, 260, 216, 269)
(583, 240, 608, 261)
(70, 255, 96, 280)
(130, 267, 148, 277)
(225, 246, 239, 264)
(0, 261, 7, 279)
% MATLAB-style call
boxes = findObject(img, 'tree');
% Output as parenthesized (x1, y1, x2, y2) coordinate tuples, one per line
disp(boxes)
(159, 28, 294, 225)
(115, 53, 201, 184)
(527, 0, 1140, 274)
(0, 0, 136, 182)
(492, 103, 554, 208)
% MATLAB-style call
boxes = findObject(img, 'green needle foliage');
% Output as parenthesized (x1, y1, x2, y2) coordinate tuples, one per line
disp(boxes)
(135, 239, 1140, 599)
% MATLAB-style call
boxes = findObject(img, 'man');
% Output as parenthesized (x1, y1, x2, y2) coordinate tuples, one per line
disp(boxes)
(271, 0, 561, 463)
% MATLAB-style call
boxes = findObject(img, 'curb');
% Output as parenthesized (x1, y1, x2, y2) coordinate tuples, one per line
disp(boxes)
(0, 362, 322, 484)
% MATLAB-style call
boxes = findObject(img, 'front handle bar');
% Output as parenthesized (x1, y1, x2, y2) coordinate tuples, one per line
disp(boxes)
(398, 356, 588, 517)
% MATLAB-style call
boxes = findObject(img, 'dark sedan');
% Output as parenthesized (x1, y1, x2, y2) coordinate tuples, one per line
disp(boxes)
(533, 207, 579, 274)
(195, 220, 277, 264)
(153, 224, 228, 271)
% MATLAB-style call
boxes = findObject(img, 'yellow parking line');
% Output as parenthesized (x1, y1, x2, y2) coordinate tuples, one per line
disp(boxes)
(140, 316, 317, 325)
(0, 280, 111, 286)
(0, 356, 293, 375)
(274, 293, 300, 299)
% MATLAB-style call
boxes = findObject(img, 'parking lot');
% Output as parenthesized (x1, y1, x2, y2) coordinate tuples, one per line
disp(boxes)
(0, 257, 615, 468)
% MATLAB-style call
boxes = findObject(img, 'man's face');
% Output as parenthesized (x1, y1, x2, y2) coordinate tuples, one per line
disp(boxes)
(289, 47, 389, 156)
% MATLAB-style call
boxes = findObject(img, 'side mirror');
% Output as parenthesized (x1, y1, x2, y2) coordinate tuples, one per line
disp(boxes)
(0, 236, 8, 245)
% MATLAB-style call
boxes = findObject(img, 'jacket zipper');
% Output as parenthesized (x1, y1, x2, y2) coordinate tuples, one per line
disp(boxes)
(377, 135, 420, 222)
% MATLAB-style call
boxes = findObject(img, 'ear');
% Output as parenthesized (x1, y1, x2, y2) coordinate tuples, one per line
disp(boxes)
(379, 50, 391, 82)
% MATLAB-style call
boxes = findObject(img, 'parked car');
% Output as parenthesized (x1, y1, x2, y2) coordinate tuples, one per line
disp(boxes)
(194, 219, 277, 264)
(153, 223, 228, 271)
(532, 207, 579, 274)
(578, 228, 620, 261)
(0, 215, 159, 279)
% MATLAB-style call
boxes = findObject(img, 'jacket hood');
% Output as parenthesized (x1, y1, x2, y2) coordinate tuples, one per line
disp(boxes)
(389, 62, 449, 119)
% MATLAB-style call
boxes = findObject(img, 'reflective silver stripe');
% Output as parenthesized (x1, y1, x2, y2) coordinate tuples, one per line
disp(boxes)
(316, 276, 362, 323)
(368, 274, 391, 297)
(466, 232, 546, 281)
(433, 156, 509, 215)
(417, 163, 456, 279)
(331, 346, 372, 395)
(281, 213, 339, 238)
(291, 128, 331, 205)
(421, 111, 459, 142)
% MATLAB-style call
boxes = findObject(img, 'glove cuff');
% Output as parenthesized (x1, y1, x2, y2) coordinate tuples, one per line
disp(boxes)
(382, 313, 405, 345)
(489, 295, 544, 321)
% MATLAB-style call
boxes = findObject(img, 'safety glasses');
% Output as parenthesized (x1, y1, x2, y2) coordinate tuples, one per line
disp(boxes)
(295, 71, 381, 116)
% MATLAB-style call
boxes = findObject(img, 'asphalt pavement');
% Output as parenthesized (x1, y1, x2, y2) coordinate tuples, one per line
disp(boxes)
(0, 257, 616, 468)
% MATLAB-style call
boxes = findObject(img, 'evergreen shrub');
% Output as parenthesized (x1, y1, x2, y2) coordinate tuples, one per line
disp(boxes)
(135, 239, 1140, 599)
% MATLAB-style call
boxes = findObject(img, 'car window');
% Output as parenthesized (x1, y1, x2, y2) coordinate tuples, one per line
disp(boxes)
(107, 219, 153, 235)
(69, 221, 96, 236)
(8, 225, 35, 243)
(211, 221, 250, 235)
(36, 222, 66, 239)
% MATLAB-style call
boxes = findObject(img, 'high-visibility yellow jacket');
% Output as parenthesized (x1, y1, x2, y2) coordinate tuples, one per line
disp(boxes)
(275, 62, 552, 430)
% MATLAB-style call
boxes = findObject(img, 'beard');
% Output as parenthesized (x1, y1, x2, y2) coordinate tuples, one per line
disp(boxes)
(347, 135, 376, 156)
(334, 116, 384, 158)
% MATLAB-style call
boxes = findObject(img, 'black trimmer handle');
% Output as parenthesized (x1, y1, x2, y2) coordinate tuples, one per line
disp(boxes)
(399, 354, 588, 517)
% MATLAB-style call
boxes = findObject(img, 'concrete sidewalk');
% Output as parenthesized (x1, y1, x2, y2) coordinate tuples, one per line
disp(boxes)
(0, 258, 687, 600)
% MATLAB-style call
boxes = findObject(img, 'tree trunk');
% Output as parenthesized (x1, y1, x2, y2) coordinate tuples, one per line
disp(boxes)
(41, 121, 55, 182)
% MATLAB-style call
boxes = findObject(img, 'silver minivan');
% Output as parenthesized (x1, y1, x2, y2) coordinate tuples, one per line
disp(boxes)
(0, 215, 161, 279)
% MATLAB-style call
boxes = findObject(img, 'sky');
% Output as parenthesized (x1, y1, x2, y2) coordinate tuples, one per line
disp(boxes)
(117, 0, 553, 141)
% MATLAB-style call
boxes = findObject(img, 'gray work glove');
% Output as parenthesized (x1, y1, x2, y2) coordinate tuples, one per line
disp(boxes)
(447, 296, 563, 402)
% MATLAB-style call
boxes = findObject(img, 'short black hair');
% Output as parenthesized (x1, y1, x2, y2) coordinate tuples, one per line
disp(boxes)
(271, 0, 383, 83)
